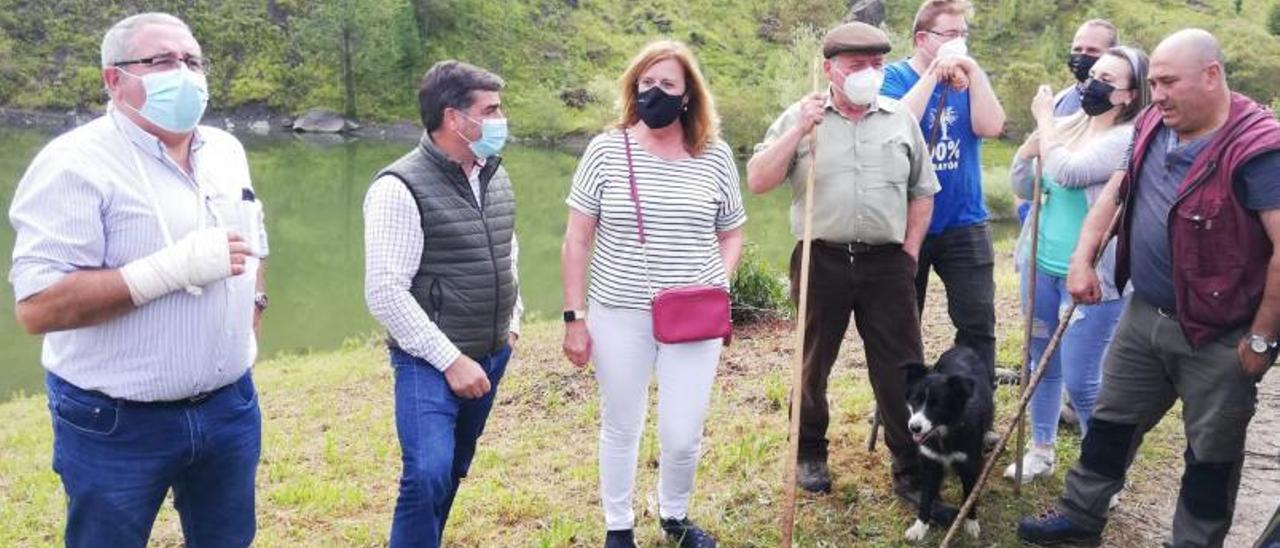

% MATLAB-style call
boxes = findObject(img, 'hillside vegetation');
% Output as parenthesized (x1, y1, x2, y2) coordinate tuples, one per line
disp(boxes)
(2, 0, 1279, 149)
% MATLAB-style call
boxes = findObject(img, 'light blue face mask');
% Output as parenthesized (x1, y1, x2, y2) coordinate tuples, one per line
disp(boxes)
(117, 64, 209, 133)
(456, 113, 508, 159)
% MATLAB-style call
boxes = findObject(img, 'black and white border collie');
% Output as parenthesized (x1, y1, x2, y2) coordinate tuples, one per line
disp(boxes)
(903, 346, 994, 542)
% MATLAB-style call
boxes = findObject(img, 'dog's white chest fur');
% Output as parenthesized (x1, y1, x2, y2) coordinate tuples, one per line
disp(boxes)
(919, 444, 968, 465)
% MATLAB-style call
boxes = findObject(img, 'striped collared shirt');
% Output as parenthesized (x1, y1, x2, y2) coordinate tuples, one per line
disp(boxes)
(8, 108, 269, 401)
(364, 150, 522, 372)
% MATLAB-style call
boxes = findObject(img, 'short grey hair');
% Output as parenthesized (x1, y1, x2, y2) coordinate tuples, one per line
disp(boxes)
(100, 12, 190, 68)
(1081, 19, 1119, 48)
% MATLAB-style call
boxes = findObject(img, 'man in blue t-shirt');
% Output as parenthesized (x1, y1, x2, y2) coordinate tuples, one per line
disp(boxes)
(881, 0, 1006, 382)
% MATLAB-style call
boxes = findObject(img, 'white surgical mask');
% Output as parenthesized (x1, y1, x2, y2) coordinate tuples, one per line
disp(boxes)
(840, 67, 884, 106)
(936, 37, 968, 59)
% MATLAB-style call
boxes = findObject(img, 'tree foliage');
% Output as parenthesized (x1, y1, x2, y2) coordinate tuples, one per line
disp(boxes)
(1, 0, 1278, 145)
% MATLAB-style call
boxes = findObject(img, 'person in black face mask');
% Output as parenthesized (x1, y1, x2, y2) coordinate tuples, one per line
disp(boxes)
(1052, 19, 1118, 117)
(635, 84, 686, 129)
(562, 40, 745, 548)
(1004, 45, 1149, 490)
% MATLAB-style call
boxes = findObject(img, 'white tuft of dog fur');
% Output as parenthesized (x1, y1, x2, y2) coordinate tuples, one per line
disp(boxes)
(984, 430, 1000, 447)
(964, 518, 980, 538)
(919, 444, 968, 465)
(905, 518, 930, 541)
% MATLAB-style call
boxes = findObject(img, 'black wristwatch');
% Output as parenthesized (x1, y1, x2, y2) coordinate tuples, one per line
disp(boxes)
(563, 309, 587, 323)
(254, 292, 269, 312)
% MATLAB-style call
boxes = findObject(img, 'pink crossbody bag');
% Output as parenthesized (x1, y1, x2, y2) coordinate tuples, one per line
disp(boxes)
(621, 130, 732, 345)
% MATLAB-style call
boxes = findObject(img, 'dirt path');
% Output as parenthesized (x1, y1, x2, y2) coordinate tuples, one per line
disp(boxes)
(1227, 371, 1280, 547)
(1110, 371, 1280, 547)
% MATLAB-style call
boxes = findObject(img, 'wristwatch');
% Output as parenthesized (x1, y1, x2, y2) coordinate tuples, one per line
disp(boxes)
(254, 292, 269, 312)
(563, 309, 587, 323)
(1245, 332, 1277, 355)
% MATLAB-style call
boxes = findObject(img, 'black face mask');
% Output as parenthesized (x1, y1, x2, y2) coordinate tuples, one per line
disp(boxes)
(1068, 53, 1099, 83)
(1080, 79, 1118, 117)
(635, 86, 685, 129)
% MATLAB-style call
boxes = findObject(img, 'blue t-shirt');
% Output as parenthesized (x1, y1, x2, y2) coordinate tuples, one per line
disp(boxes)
(882, 59, 988, 234)
(1054, 85, 1083, 117)
(1128, 126, 1280, 310)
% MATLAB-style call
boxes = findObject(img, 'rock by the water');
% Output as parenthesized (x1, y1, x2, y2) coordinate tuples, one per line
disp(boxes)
(292, 108, 359, 133)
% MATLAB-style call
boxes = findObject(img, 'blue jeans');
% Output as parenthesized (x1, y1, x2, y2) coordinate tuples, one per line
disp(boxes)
(46, 372, 261, 548)
(1024, 270, 1124, 444)
(389, 344, 510, 548)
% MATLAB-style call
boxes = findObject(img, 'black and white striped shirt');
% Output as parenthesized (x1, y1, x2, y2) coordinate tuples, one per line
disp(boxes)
(567, 130, 746, 310)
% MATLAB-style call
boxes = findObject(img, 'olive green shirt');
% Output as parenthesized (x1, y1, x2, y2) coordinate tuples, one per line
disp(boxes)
(753, 95, 940, 244)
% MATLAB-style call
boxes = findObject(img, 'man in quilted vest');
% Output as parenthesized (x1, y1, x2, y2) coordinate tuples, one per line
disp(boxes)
(1018, 29, 1280, 547)
(363, 60, 523, 548)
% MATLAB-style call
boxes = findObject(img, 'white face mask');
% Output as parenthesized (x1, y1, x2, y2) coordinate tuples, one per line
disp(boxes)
(935, 37, 968, 59)
(840, 67, 884, 106)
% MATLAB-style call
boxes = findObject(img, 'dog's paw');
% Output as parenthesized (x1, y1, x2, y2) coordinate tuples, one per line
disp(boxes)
(983, 430, 1000, 451)
(904, 519, 930, 542)
(964, 518, 980, 538)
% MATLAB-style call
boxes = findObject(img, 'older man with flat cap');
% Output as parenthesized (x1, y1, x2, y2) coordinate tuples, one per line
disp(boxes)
(748, 22, 941, 506)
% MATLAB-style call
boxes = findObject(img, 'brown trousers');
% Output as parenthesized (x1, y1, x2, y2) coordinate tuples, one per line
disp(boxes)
(790, 241, 924, 477)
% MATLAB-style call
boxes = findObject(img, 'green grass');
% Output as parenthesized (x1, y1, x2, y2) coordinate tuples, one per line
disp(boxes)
(0, 134, 1179, 546)
(0, 243, 1189, 548)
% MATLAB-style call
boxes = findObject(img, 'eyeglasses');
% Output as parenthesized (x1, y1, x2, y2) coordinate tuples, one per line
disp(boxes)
(926, 29, 969, 40)
(114, 53, 209, 73)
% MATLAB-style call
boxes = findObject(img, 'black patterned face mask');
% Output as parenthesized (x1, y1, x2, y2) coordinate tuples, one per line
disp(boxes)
(636, 86, 685, 129)
(1080, 79, 1118, 116)
(1068, 53, 1099, 83)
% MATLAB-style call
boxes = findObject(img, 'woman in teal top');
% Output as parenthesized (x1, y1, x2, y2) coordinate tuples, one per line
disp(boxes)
(1005, 46, 1150, 484)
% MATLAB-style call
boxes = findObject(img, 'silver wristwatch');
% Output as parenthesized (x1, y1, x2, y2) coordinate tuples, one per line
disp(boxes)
(254, 292, 269, 312)
(1245, 332, 1277, 354)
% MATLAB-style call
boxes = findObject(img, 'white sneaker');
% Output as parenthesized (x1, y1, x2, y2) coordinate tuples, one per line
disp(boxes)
(1003, 445, 1056, 484)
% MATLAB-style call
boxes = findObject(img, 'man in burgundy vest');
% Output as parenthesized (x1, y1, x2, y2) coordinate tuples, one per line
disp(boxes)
(1018, 29, 1280, 547)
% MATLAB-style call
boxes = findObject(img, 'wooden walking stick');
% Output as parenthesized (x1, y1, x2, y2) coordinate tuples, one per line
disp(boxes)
(867, 411, 881, 452)
(938, 204, 1125, 548)
(1014, 155, 1046, 492)
(781, 55, 824, 548)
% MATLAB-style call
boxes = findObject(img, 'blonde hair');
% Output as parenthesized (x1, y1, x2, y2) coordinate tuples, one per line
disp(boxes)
(615, 40, 720, 156)
(912, 0, 974, 35)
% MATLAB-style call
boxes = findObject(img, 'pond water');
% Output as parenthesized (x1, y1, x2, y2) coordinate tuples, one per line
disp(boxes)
(0, 128, 801, 401)
(0, 127, 1015, 401)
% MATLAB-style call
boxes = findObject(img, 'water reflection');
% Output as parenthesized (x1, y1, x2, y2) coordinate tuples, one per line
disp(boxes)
(1, 127, 1014, 401)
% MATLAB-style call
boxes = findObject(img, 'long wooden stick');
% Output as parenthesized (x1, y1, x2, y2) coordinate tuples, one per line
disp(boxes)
(1014, 156, 1046, 491)
(938, 204, 1125, 548)
(867, 410, 881, 452)
(781, 56, 823, 548)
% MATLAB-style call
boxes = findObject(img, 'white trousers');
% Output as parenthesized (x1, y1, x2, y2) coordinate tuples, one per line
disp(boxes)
(589, 302, 722, 530)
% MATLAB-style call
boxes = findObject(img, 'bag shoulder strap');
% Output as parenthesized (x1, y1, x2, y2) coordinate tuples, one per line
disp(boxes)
(621, 129, 656, 298)
(622, 130, 647, 245)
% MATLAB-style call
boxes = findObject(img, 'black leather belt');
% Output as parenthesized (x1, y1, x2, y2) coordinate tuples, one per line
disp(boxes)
(812, 239, 901, 255)
(126, 380, 238, 408)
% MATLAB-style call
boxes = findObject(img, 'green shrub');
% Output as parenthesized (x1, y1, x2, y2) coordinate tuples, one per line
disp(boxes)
(730, 243, 789, 325)
(1271, 3, 1280, 37)
(992, 61, 1053, 139)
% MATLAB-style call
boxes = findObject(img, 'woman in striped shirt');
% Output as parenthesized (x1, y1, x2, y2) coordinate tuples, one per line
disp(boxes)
(560, 40, 745, 548)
